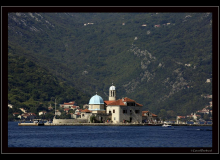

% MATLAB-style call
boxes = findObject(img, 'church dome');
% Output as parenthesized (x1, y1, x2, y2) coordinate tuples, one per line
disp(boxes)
(89, 94, 104, 104)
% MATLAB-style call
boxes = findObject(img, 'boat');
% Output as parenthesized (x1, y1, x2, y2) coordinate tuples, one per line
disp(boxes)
(162, 123, 172, 127)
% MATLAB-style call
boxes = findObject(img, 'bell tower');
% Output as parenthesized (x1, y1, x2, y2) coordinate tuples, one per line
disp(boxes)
(109, 83, 116, 101)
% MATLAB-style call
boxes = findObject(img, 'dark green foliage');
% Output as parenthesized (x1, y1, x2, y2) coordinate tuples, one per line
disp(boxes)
(8, 53, 90, 115)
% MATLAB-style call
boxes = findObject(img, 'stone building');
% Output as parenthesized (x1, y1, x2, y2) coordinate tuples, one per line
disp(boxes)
(142, 111, 158, 123)
(104, 84, 143, 123)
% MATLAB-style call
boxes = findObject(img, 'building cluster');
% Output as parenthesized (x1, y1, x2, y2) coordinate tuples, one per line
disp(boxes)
(8, 80, 213, 124)
(9, 84, 158, 124)
(177, 101, 212, 124)
(72, 83, 158, 124)
(10, 107, 37, 120)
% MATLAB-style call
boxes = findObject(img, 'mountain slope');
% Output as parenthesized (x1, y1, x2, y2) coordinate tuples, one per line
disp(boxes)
(8, 12, 212, 118)
(8, 52, 90, 112)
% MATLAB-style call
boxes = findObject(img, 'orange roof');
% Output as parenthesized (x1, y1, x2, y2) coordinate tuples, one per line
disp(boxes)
(142, 111, 157, 117)
(177, 116, 186, 119)
(152, 113, 157, 117)
(142, 111, 149, 116)
(81, 109, 92, 113)
(136, 103, 143, 107)
(64, 102, 75, 105)
(104, 97, 143, 106)
(104, 99, 126, 106)
(104, 100, 115, 105)
(123, 97, 143, 106)
(123, 97, 135, 102)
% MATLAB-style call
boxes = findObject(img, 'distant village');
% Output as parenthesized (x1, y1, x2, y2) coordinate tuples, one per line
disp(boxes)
(8, 80, 212, 125)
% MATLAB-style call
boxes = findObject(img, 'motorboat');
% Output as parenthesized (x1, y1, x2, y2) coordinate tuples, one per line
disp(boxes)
(162, 123, 172, 127)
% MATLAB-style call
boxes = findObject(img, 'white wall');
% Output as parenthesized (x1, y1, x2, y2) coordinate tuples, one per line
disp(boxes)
(106, 105, 142, 123)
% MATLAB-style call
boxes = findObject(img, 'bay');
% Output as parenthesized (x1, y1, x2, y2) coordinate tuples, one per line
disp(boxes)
(8, 122, 212, 147)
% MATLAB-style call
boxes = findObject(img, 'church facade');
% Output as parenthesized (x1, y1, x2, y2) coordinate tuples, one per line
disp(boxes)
(88, 84, 143, 124)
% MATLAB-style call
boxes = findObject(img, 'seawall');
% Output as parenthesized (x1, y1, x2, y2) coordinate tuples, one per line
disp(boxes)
(18, 123, 212, 126)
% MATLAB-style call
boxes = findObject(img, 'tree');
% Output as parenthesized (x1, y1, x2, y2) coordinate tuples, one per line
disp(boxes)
(167, 110, 176, 120)
(90, 115, 96, 123)
(158, 109, 167, 120)
(45, 113, 54, 120)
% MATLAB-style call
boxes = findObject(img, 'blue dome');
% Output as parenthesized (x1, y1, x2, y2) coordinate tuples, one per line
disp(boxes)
(89, 94, 104, 104)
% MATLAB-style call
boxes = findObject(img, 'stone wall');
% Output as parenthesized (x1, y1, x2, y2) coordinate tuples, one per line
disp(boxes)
(53, 118, 88, 124)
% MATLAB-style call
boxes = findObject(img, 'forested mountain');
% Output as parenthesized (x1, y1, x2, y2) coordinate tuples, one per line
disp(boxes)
(8, 12, 212, 118)
(8, 52, 90, 112)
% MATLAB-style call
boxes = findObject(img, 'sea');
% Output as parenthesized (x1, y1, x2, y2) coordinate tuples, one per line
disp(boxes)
(8, 122, 212, 148)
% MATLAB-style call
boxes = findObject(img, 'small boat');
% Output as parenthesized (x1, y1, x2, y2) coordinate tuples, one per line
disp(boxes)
(162, 123, 172, 127)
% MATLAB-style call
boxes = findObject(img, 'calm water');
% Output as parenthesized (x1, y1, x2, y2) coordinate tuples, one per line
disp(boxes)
(8, 122, 212, 147)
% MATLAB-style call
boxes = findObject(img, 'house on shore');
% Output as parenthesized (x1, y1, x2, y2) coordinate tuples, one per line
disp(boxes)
(142, 111, 158, 123)
(60, 101, 77, 109)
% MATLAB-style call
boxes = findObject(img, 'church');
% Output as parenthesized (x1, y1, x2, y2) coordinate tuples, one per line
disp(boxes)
(88, 84, 143, 123)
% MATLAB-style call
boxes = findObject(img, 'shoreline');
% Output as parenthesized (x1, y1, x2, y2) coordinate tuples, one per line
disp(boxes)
(18, 123, 212, 126)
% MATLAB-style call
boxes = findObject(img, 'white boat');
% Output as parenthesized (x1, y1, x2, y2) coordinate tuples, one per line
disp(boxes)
(162, 123, 172, 127)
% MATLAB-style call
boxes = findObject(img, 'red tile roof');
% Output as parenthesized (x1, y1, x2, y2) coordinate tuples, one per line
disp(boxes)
(136, 103, 143, 107)
(123, 97, 135, 102)
(64, 103, 75, 105)
(104, 100, 115, 105)
(152, 113, 157, 117)
(177, 116, 186, 119)
(142, 111, 149, 116)
(104, 97, 143, 106)
(62, 101, 76, 105)
(104, 99, 126, 106)
(81, 109, 92, 113)
(142, 111, 157, 117)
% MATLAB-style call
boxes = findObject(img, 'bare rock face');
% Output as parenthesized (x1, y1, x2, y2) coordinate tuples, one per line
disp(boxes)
(123, 45, 156, 93)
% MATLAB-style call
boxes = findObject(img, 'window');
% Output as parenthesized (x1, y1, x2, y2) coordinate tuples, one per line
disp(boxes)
(113, 109, 115, 113)
(127, 103, 135, 106)
(109, 111, 111, 114)
(135, 110, 140, 114)
(114, 117, 116, 120)
(123, 110, 127, 114)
